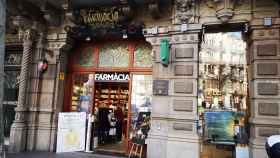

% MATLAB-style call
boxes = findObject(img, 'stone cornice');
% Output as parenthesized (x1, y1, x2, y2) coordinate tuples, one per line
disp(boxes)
(143, 23, 202, 37)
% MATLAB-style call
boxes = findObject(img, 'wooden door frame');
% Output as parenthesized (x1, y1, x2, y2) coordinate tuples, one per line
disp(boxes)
(63, 40, 152, 154)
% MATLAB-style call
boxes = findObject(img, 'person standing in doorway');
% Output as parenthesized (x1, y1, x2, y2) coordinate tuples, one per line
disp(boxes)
(115, 105, 124, 141)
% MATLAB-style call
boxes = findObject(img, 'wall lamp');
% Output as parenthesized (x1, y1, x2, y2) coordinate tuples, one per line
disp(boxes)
(38, 59, 48, 74)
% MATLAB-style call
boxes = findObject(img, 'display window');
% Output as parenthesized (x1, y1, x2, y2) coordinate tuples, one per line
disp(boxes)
(199, 32, 249, 158)
(129, 75, 152, 144)
(64, 40, 152, 155)
(70, 73, 94, 112)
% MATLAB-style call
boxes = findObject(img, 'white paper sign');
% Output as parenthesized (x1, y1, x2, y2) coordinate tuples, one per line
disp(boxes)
(236, 146, 249, 158)
(56, 112, 87, 153)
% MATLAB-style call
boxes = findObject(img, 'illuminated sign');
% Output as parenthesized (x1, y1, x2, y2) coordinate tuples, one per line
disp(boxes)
(95, 73, 129, 81)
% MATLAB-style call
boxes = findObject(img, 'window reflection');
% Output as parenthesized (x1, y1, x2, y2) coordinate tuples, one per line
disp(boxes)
(129, 75, 152, 143)
(71, 73, 94, 113)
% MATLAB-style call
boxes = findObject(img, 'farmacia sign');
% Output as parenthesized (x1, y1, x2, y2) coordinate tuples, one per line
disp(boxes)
(95, 73, 129, 81)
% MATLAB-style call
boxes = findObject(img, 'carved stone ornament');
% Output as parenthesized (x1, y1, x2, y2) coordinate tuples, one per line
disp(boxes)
(17, 28, 38, 42)
(12, 16, 37, 41)
(149, 3, 160, 19)
(206, 0, 243, 23)
(175, 0, 196, 23)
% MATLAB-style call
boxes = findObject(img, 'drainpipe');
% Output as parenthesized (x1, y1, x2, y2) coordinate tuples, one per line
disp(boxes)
(0, 0, 6, 157)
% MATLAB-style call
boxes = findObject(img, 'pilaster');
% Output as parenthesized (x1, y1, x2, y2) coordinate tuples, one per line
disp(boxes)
(248, 1, 280, 158)
(144, 23, 202, 158)
(25, 31, 70, 151)
(9, 29, 35, 152)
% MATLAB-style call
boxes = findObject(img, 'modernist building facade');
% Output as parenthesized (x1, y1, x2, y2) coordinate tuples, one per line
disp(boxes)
(5, 0, 280, 158)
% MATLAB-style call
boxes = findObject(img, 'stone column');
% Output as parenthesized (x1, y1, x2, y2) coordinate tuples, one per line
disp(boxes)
(248, 1, 280, 157)
(9, 29, 34, 152)
(145, 24, 201, 158)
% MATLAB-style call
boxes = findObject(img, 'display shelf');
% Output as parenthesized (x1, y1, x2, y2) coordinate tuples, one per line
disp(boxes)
(94, 83, 129, 108)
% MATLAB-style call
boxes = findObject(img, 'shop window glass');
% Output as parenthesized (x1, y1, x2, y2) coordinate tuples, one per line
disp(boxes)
(75, 46, 94, 67)
(129, 75, 152, 144)
(134, 44, 152, 67)
(99, 43, 129, 67)
(198, 32, 248, 146)
(71, 73, 94, 112)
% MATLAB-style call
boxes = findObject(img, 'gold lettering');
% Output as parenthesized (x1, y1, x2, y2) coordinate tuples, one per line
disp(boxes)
(81, 8, 120, 25)
(89, 14, 94, 23)
(97, 13, 103, 22)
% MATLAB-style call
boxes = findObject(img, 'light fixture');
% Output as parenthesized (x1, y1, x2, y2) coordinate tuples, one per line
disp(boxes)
(85, 36, 91, 41)
(263, 17, 272, 27)
(122, 30, 128, 39)
(181, 23, 188, 32)
(38, 59, 48, 74)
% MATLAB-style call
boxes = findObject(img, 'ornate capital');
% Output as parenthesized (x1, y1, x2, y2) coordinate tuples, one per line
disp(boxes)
(18, 29, 37, 42)
(12, 16, 41, 42)
(206, 0, 243, 23)
(175, 0, 196, 24)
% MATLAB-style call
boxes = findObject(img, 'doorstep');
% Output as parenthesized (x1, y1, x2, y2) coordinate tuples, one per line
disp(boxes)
(94, 148, 127, 157)
(6, 151, 127, 158)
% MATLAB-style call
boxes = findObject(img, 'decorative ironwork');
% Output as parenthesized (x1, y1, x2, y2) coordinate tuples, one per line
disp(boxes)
(4, 71, 20, 89)
(73, 6, 132, 28)
(99, 43, 129, 67)
(134, 44, 152, 67)
(75, 46, 94, 67)
(67, 6, 145, 40)
(4, 53, 22, 66)
(79, 7, 121, 27)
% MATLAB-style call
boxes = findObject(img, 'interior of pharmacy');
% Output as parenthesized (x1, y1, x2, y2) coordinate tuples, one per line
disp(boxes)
(198, 32, 249, 158)
(64, 41, 153, 154)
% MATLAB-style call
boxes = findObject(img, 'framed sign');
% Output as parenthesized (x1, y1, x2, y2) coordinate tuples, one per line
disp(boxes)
(153, 80, 169, 96)
(56, 112, 87, 153)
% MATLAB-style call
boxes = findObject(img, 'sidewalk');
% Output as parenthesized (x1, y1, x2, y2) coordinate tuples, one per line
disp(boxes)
(6, 152, 127, 158)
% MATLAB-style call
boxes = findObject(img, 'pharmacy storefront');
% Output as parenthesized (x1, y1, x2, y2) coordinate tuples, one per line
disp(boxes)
(61, 40, 153, 154)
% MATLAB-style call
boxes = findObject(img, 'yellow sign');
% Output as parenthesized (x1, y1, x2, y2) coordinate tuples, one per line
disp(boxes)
(59, 72, 65, 80)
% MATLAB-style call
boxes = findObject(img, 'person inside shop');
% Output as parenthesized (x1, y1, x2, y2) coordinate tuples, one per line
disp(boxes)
(108, 109, 117, 141)
(98, 103, 110, 144)
(115, 104, 124, 141)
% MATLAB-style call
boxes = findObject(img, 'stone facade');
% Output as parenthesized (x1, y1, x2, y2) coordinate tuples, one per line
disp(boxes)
(247, 1, 280, 157)
(6, 0, 280, 158)
(145, 29, 201, 158)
